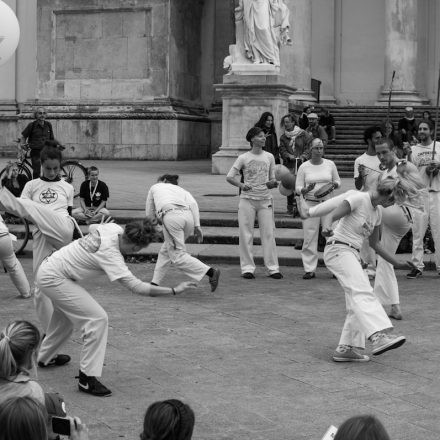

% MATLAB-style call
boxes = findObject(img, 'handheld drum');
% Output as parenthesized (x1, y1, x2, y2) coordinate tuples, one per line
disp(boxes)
(314, 182, 337, 199)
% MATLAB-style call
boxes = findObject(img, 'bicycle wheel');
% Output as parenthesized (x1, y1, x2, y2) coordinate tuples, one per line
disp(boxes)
(1, 212, 30, 255)
(60, 160, 87, 199)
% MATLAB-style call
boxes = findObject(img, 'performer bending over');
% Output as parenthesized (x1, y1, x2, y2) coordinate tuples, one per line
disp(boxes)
(36, 219, 197, 397)
(146, 174, 220, 292)
(298, 169, 423, 362)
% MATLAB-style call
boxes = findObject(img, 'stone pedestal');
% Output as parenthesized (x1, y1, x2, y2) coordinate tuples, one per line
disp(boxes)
(212, 74, 296, 174)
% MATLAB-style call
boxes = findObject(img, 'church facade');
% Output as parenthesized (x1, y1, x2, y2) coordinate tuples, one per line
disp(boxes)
(0, 0, 438, 160)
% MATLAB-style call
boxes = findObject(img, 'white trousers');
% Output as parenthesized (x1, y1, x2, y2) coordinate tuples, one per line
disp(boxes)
(360, 238, 376, 270)
(36, 260, 108, 377)
(0, 234, 31, 297)
(0, 187, 74, 331)
(301, 200, 332, 273)
(411, 191, 440, 271)
(324, 244, 393, 349)
(238, 198, 279, 275)
(152, 210, 209, 285)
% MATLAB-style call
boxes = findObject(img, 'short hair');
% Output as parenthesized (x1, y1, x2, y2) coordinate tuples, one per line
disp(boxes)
(33, 108, 46, 119)
(87, 166, 99, 175)
(363, 126, 384, 144)
(0, 396, 48, 440)
(39, 146, 62, 164)
(280, 114, 296, 129)
(141, 399, 195, 440)
(0, 321, 41, 378)
(43, 139, 62, 149)
(375, 137, 395, 150)
(334, 415, 390, 440)
(158, 174, 179, 185)
(245, 127, 264, 143)
(418, 119, 434, 131)
(123, 218, 158, 247)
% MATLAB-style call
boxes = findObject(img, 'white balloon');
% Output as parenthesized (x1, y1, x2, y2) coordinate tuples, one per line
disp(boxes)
(0, 1, 20, 67)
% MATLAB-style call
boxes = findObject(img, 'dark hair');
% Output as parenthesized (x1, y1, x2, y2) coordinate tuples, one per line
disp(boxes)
(124, 219, 157, 247)
(303, 106, 310, 112)
(141, 399, 195, 440)
(157, 174, 179, 185)
(418, 119, 434, 131)
(334, 415, 390, 440)
(43, 139, 62, 149)
(0, 321, 41, 378)
(363, 126, 384, 144)
(40, 146, 62, 164)
(245, 127, 264, 143)
(0, 396, 48, 440)
(87, 166, 99, 175)
(255, 112, 276, 134)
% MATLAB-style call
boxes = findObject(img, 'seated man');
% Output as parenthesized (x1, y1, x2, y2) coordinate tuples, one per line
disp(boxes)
(72, 166, 110, 224)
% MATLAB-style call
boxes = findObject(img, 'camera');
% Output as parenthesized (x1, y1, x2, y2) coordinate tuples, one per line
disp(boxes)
(52, 416, 71, 436)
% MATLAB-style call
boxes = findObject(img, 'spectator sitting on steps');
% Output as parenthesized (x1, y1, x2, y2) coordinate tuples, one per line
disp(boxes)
(319, 108, 336, 144)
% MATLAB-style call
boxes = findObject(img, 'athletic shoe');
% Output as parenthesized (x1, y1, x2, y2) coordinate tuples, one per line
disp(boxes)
(371, 333, 406, 356)
(76, 371, 112, 397)
(38, 354, 71, 368)
(332, 345, 370, 362)
(269, 272, 283, 279)
(388, 304, 402, 320)
(303, 272, 315, 280)
(406, 268, 422, 279)
(242, 272, 255, 279)
(209, 268, 221, 292)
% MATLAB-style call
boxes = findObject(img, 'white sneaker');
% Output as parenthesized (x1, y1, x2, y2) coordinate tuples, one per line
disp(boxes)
(332, 345, 370, 362)
(371, 333, 406, 356)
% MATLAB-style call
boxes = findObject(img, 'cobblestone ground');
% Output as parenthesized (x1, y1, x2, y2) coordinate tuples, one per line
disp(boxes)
(1, 260, 440, 440)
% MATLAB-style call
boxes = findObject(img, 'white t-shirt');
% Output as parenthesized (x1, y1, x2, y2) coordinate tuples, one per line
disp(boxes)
(21, 178, 74, 216)
(227, 150, 275, 200)
(40, 223, 132, 282)
(295, 159, 341, 201)
(410, 142, 440, 191)
(332, 192, 382, 249)
(354, 153, 381, 191)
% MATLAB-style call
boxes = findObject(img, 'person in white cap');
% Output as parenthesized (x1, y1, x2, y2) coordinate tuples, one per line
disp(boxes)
(305, 112, 328, 147)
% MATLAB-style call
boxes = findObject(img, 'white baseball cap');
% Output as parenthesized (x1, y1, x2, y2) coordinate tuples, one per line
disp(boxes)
(308, 113, 318, 119)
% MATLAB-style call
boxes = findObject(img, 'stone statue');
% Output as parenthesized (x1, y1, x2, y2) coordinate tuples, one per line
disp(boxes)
(230, 0, 292, 69)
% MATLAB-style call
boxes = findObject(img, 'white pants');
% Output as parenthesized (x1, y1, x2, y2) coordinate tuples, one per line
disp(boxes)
(324, 244, 393, 349)
(0, 233, 31, 297)
(72, 207, 110, 223)
(152, 209, 209, 285)
(360, 238, 376, 270)
(301, 200, 332, 273)
(0, 187, 74, 331)
(238, 198, 279, 275)
(36, 260, 108, 377)
(411, 191, 440, 271)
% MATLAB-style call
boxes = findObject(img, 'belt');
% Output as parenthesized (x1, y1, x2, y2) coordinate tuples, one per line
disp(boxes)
(158, 207, 190, 217)
(326, 240, 360, 253)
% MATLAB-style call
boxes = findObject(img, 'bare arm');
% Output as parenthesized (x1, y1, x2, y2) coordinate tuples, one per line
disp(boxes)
(118, 274, 197, 296)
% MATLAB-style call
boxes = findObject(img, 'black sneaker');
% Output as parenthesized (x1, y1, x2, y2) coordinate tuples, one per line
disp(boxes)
(406, 268, 422, 279)
(38, 354, 71, 368)
(303, 272, 316, 280)
(269, 272, 283, 279)
(209, 268, 221, 292)
(242, 272, 255, 279)
(76, 371, 112, 397)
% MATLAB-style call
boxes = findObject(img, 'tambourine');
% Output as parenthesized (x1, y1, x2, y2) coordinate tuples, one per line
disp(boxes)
(314, 182, 337, 199)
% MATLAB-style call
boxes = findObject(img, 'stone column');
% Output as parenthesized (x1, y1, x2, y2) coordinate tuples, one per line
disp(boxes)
(377, 0, 427, 105)
(284, 0, 315, 104)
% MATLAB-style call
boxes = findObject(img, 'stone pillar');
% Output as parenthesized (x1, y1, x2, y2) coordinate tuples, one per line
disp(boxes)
(211, 74, 296, 174)
(285, 0, 316, 104)
(377, 0, 428, 105)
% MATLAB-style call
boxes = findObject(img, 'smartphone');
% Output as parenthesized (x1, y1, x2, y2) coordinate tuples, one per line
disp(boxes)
(52, 416, 71, 436)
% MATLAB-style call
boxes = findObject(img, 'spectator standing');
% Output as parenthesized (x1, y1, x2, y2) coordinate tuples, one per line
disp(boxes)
(1, 162, 28, 197)
(226, 127, 283, 280)
(407, 120, 440, 278)
(298, 106, 311, 129)
(20, 108, 54, 178)
(319, 108, 336, 144)
(73, 166, 110, 224)
(381, 120, 404, 158)
(422, 110, 435, 126)
(353, 126, 383, 278)
(305, 112, 328, 146)
(255, 112, 280, 164)
(397, 106, 418, 143)
(295, 138, 341, 279)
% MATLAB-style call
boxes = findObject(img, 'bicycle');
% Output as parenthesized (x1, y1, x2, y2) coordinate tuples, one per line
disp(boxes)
(0, 140, 87, 198)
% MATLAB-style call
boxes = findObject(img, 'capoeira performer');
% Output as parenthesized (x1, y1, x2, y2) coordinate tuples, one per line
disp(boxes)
(226, 127, 283, 279)
(298, 165, 423, 361)
(36, 218, 197, 397)
(295, 138, 341, 279)
(146, 174, 220, 292)
(0, 145, 74, 367)
(374, 139, 425, 319)
(0, 214, 31, 298)
(406, 120, 440, 278)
